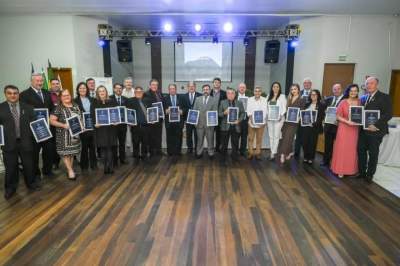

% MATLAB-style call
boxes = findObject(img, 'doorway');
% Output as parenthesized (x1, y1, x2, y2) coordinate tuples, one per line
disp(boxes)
(389, 70, 400, 117)
(49, 68, 74, 97)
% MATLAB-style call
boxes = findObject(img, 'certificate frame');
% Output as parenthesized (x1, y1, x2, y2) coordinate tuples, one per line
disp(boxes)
(363, 110, 380, 130)
(34, 108, 49, 124)
(206, 110, 218, 127)
(126, 108, 137, 126)
(286, 107, 300, 123)
(227, 107, 239, 124)
(147, 106, 159, 123)
(186, 109, 199, 125)
(30, 118, 53, 143)
(152, 101, 165, 119)
(119, 106, 127, 124)
(300, 110, 313, 127)
(324, 107, 337, 125)
(349, 106, 364, 125)
(169, 106, 180, 123)
(66, 115, 83, 137)
(268, 105, 280, 121)
(0, 125, 4, 146)
(95, 108, 111, 126)
(252, 110, 264, 125)
(82, 112, 94, 131)
(109, 107, 121, 124)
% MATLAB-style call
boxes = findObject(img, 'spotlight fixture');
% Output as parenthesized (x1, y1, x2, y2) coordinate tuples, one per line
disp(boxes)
(145, 37, 151, 45)
(290, 40, 299, 48)
(97, 40, 106, 47)
(177, 36, 183, 45)
(164, 22, 173, 32)
(243, 36, 250, 46)
(223, 22, 233, 33)
(212, 35, 218, 44)
(194, 23, 202, 32)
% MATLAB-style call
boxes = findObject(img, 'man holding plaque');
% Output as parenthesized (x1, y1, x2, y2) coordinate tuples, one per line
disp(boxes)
(321, 83, 343, 166)
(110, 83, 128, 165)
(210, 77, 227, 152)
(218, 88, 245, 160)
(0, 85, 39, 199)
(20, 73, 55, 179)
(237, 83, 252, 156)
(357, 77, 392, 183)
(163, 84, 186, 156)
(183, 81, 202, 154)
(193, 84, 218, 158)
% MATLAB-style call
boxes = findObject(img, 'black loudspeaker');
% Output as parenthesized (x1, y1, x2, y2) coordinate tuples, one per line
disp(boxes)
(117, 40, 132, 62)
(264, 40, 280, 63)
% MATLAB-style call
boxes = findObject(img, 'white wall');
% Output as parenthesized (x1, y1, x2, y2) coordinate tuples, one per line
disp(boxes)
(291, 15, 400, 93)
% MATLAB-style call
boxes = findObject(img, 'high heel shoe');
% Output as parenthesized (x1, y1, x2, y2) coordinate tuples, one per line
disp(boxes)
(280, 154, 285, 164)
(67, 171, 76, 181)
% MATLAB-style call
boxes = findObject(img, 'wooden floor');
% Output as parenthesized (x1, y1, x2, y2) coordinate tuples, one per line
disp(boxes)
(0, 153, 399, 266)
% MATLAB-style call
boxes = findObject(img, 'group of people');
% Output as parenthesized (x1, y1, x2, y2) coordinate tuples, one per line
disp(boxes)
(0, 74, 392, 199)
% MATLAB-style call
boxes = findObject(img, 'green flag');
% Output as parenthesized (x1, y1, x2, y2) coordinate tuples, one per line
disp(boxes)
(41, 68, 49, 91)
(47, 59, 54, 81)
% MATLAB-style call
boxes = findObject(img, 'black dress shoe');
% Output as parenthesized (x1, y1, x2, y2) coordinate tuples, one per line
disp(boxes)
(195, 154, 203, 159)
(28, 183, 41, 191)
(187, 148, 193, 154)
(120, 160, 127, 165)
(355, 174, 366, 179)
(4, 190, 16, 200)
(208, 154, 214, 159)
(365, 176, 373, 184)
(43, 172, 55, 178)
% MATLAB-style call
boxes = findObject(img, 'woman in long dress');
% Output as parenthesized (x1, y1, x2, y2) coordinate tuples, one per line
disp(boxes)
(331, 84, 361, 178)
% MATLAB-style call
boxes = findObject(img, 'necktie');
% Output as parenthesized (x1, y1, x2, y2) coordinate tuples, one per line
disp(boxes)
(117, 97, 121, 106)
(172, 95, 176, 106)
(190, 93, 194, 105)
(11, 103, 20, 138)
(139, 100, 147, 120)
(204, 96, 208, 105)
(332, 97, 337, 107)
(37, 90, 44, 103)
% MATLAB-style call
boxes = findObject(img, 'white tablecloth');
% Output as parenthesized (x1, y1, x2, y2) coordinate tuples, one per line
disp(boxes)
(378, 127, 400, 167)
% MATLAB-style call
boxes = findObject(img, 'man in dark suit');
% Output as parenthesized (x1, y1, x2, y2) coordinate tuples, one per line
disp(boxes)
(20, 73, 55, 178)
(183, 81, 201, 154)
(236, 82, 252, 156)
(144, 79, 164, 156)
(210, 77, 227, 152)
(110, 83, 128, 165)
(163, 84, 186, 156)
(218, 88, 245, 160)
(0, 85, 40, 199)
(49, 78, 61, 169)
(321, 83, 344, 166)
(126, 86, 151, 164)
(358, 77, 392, 183)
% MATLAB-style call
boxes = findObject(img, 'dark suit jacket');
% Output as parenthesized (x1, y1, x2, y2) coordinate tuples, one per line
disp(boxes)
(126, 97, 152, 125)
(363, 90, 392, 136)
(323, 95, 345, 134)
(74, 96, 96, 136)
(218, 99, 245, 133)
(210, 89, 227, 105)
(20, 87, 54, 112)
(163, 94, 186, 127)
(90, 99, 117, 147)
(0, 101, 36, 152)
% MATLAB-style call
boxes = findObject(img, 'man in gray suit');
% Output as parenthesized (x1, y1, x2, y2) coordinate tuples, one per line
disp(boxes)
(193, 84, 218, 159)
(218, 87, 245, 160)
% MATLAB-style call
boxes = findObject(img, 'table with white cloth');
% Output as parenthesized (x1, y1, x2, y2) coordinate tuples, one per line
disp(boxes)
(378, 127, 400, 167)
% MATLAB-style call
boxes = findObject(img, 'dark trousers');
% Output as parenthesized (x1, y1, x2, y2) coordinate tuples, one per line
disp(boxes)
(302, 127, 319, 160)
(294, 126, 304, 156)
(358, 131, 383, 177)
(50, 126, 60, 167)
(100, 146, 114, 172)
(215, 124, 222, 151)
(33, 139, 54, 176)
(3, 142, 35, 193)
(221, 127, 239, 156)
(186, 123, 197, 151)
(149, 121, 163, 155)
(131, 125, 150, 158)
(166, 123, 183, 155)
(323, 130, 337, 165)
(113, 126, 127, 164)
(239, 118, 248, 154)
(80, 133, 97, 170)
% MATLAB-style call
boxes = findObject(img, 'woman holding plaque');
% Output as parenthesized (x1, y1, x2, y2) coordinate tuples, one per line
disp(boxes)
(266, 82, 287, 161)
(49, 89, 81, 180)
(301, 89, 325, 164)
(331, 84, 361, 178)
(74, 82, 97, 172)
(278, 84, 306, 164)
(91, 86, 118, 174)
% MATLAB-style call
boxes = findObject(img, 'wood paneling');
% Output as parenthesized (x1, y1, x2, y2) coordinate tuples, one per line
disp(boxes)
(389, 69, 400, 117)
(0, 154, 399, 265)
(50, 68, 73, 96)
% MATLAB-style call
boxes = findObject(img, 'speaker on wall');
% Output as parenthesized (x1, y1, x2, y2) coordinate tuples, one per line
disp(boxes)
(264, 40, 280, 63)
(117, 40, 132, 62)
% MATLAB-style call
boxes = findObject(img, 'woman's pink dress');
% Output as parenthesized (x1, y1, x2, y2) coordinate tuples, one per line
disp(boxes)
(330, 100, 360, 176)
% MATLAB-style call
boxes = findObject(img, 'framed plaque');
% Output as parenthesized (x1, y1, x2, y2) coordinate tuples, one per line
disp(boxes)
(119, 106, 127, 123)
(349, 106, 364, 125)
(268, 105, 280, 121)
(300, 110, 313, 127)
(169, 106, 180, 123)
(238, 97, 248, 110)
(363, 110, 380, 130)
(82, 112, 93, 131)
(109, 107, 121, 124)
(286, 107, 300, 123)
(186, 109, 199, 125)
(126, 109, 137, 126)
(152, 101, 165, 119)
(66, 115, 83, 137)
(30, 118, 53, 143)
(147, 106, 159, 123)
(95, 108, 110, 126)
(324, 107, 337, 125)
(34, 108, 49, 124)
(312, 110, 318, 123)
(227, 107, 239, 124)
(0, 125, 4, 146)
(252, 110, 264, 125)
(207, 111, 218, 126)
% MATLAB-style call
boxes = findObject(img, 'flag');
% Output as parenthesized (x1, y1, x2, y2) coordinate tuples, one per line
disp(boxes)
(31, 63, 35, 74)
(41, 68, 49, 91)
(58, 74, 63, 89)
(47, 59, 55, 87)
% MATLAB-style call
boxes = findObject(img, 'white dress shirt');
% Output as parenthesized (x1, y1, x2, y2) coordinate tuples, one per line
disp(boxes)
(246, 96, 268, 128)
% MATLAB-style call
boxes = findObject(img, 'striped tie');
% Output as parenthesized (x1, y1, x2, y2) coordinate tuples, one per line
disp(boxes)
(11, 103, 20, 138)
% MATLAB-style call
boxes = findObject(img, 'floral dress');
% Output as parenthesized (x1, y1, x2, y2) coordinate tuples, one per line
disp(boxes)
(53, 104, 81, 156)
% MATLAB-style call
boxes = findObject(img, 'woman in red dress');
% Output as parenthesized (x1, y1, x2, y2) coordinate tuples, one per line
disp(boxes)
(331, 84, 361, 178)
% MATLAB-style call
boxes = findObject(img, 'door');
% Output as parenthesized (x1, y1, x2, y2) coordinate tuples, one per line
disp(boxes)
(389, 70, 400, 117)
(49, 68, 74, 97)
(317, 63, 355, 153)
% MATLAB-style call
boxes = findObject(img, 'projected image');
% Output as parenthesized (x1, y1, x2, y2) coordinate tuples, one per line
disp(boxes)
(175, 42, 232, 82)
